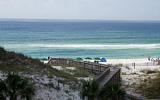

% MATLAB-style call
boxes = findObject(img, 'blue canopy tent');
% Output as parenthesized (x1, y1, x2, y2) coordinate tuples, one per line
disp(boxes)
(100, 58, 107, 62)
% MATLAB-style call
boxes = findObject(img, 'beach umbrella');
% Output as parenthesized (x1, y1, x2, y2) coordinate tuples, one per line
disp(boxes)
(85, 57, 92, 60)
(94, 57, 101, 60)
(100, 58, 107, 62)
(76, 57, 83, 61)
(94, 57, 100, 63)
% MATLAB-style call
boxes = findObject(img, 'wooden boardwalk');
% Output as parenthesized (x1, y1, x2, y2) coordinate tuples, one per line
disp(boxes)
(48, 58, 121, 88)
(48, 58, 147, 99)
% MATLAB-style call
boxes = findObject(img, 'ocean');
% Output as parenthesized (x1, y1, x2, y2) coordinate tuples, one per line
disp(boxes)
(0, 20, 160, 59)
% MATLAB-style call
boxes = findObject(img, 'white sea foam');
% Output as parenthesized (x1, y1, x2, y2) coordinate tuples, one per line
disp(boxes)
(2, 43, 160, 49)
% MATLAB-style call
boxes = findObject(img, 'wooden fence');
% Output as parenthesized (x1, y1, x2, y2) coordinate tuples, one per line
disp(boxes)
(48, 58, 121, 88)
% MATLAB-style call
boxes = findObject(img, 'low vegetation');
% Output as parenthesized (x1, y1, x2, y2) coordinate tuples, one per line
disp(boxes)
(0, 72, 35, 100)
(80, 80, 125, 100)
(140, 69, 159, 74)
(80, 80, 99, 100)
(0, 46, 96, 83)
(63, 67, 94, 78)
(138, 72, 160, 99)
(114, 64, 123, 67)
(0, 47, 78, 82)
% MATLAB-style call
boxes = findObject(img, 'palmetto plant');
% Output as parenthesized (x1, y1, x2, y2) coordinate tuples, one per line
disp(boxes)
(81, 80, 125, 100)
(80, 80, 99, 100)
(0, 80, 7, 100)
(0, 72, 35, 100)
(98, 84, 125, 100)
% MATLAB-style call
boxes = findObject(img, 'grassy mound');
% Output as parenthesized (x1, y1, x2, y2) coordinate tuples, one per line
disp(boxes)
(138, 73, 160, 99)
(0, 47, 77, 81)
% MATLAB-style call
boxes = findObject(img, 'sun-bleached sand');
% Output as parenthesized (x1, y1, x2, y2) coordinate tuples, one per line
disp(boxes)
(99, 58, 160, 67)
(99, 58, 160, 97)
(47, 57, 160, 97)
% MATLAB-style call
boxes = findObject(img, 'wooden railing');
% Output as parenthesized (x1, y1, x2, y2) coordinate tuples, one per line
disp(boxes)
(48, 58, 121, 88)
(48, 58, 109, 75)
(96, 67, 110, 82)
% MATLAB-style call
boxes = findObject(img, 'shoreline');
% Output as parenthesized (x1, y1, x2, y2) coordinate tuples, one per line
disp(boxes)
(42, 57, 160, 66)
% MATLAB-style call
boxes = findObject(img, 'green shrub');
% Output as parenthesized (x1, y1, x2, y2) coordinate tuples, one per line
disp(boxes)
(138, 73, 160, 99)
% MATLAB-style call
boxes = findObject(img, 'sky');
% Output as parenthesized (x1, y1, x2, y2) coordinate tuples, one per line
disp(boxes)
(0, 0, 160, 20)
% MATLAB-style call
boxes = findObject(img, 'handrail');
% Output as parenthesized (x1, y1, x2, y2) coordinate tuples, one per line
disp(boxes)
(96, 67, 110, 81)
(48, 58, 121, 88)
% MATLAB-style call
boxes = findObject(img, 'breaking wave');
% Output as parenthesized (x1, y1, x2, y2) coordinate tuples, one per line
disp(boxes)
(2, 43, 160, 49)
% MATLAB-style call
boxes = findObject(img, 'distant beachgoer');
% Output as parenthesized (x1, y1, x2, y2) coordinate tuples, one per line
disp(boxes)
(148, 56, 150, 61)
(48, 56, 51, 60)
(151, 58, 154, 61)
(133, 62, 135, 69)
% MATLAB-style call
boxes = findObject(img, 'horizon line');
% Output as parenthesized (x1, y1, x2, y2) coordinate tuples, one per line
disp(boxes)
(0, 18, 160, 23)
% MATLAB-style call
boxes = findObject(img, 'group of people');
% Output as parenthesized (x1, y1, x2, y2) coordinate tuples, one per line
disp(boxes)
(148, 56, 160, 62)
(148, 56, 160, 65)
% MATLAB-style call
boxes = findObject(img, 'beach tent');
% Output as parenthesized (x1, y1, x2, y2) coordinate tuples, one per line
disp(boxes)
(94, 57, 101, 61)
(76, 57, 83, 61)
(100, 58, 107, 62)
(94, 57, 100, 63)
(85, 57, 92, 60)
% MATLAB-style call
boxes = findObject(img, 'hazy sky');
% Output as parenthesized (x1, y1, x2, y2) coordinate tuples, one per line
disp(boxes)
(0, 0, 160, 20)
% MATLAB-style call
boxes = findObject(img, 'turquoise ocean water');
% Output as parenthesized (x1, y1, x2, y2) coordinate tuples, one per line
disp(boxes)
(0, 20, 160, 59)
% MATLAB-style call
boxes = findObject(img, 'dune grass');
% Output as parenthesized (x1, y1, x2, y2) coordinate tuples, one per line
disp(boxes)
(138, 72, 160, 99)
(64, 67, 95, 78)
(0, 47, 79, 82)
(0, 47, 97, 83)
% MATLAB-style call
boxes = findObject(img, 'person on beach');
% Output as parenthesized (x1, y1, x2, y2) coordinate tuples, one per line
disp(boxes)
(133, 62, 135, 69)
(148, 56, 151, 61)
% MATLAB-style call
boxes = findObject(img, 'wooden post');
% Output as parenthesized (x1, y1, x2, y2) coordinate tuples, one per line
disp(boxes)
(92, 65, 94, 73)
(99, 66, 101, 72)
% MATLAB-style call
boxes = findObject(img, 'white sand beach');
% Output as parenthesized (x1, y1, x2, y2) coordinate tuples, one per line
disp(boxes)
(47, 57, 160, 98)
(101, 58, 157, 65)
(102, 58, 160, 97)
